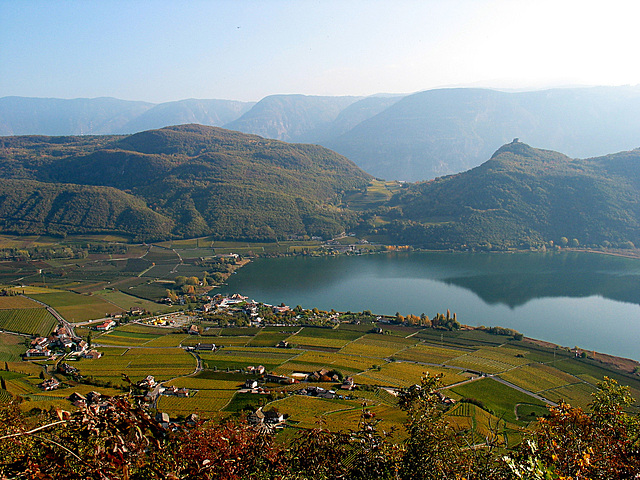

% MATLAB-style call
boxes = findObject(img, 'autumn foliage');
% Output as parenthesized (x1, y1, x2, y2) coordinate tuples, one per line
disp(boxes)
(0, 376, 638, 479)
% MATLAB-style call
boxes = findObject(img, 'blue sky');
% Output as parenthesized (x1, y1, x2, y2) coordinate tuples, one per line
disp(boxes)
(2, 0, 639, 102)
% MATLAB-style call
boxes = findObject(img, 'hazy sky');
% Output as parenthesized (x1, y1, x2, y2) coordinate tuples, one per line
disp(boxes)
(2, 0, 639, 103)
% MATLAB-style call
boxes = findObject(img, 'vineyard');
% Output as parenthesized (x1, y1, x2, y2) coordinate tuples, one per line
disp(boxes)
(0, 308, 57, 336)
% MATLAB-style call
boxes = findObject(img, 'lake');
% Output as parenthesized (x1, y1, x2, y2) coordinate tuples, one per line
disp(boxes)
(223, 251, 640, 361)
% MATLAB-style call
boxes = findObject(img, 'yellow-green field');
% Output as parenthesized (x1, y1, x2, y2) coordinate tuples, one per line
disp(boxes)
(355, 362, 467, 387)
(28, 291, 124, 322)
(73, 347, 196, 384)
(0, 296, 42, 309)
(339, 334, 417, 358)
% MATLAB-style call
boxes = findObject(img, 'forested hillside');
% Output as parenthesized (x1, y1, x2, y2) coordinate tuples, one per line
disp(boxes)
(376, 141, 640, 249)
(0, 125, 372, 240)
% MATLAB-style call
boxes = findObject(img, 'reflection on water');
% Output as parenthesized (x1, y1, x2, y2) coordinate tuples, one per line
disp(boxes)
(224, 251, 640, 360)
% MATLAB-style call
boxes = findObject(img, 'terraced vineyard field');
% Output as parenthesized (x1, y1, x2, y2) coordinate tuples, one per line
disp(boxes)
(0, 308, 57, 336)
(29, 291, 123, 322)
(0, 333, 28, 362)
(0, 296, 42, 309)
(74, 347, 195, 385)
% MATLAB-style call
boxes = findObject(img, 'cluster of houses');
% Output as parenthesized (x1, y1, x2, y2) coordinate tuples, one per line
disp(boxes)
(58, 362, 78, 375)
(247, 407, 285, 428)
(25, 325, 78, 358)
(238, 366, 357, 399)
(200, 293, 248, 314)
(40, 377, 60, 391)
(154, 411, 200, 430)
(137, 376, 190, 403)
(196, 294, 301, 328)
(25, 325, 102, 361)
(296, 385, 345, 400)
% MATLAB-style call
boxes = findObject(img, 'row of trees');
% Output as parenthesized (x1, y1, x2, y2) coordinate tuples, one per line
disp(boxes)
(1, 375, 638, 479)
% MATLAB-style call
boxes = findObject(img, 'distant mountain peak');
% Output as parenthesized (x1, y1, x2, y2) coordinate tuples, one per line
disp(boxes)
(489, 141, 572, 166)
(490, 139, 536, 159)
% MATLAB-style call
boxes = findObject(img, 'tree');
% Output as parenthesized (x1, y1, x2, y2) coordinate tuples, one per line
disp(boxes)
(505, 377, 640, 479)
(0, 377, 6, 390)
(398, 374, 467, 479)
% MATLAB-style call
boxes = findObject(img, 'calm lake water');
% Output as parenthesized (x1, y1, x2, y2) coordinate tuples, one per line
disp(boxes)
(223, 251, 640, 361)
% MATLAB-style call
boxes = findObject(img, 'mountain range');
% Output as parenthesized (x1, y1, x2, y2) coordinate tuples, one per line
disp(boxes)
(5, 86, 640, 182)
(0, 124, 638, 249)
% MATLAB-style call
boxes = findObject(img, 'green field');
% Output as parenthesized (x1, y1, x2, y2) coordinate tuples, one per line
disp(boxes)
(499, 363, 579, 393)
(447, 378, 547, 425)
(356, 361, 467, 388)
(0, 308, 57, 336)
(0, 296, 42, 310)
(395, 344, 468, 364)
(0, 333, 28, 362)
(94, 289, 169, 314)
(29, 291, 123, 322)
(74, 347, 196, 385)
(340, 334, 417, 358)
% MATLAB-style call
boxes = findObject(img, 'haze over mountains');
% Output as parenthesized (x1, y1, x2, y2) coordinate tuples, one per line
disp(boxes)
(4, 86, 640, 182)
(0, 97, 255, 136)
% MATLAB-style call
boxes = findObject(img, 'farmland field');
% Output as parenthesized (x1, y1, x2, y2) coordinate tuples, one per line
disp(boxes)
(0, 296, 42, 309)
(543, 382, 599, 408)
(447, 378, 547, 425)
(295, 327, 364, 341)
(499, 363, 579, 393)
(94, 289, 169, 313)
(446, 352, 518, 374)
(74, 347, 195, 384)
(356, 362, 466, 387)
(29, 291, 123, 322)
(247, 332, 291, 347)
(199, 349, 296, 371)
(0, 333, 28, 361)
(287, 335, 350, 349)
(0, 308, 57, 336)
(339, 334, 417, 358)
(394, 344, 466, 364)
(157, 389, 235, 416)
(94, 331, 159, 347)
(268, 395, 361, 427)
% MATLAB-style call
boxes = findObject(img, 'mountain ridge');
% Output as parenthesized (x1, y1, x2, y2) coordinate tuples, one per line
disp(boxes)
(6, 86, 640, 183)
(379, 140, 640, 248)
(0, 124, 372, 241)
